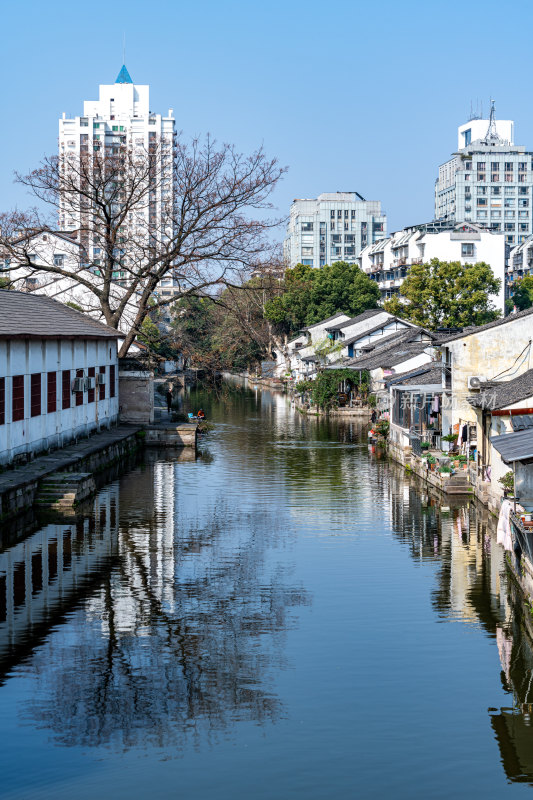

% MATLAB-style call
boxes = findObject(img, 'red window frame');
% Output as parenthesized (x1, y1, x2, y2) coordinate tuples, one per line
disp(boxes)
(47, 371, 57, 413)
(62, 370, 71, 410)
(12, 375, 24, 422)
(30, 373, 41, 417)
(0, 377, 4, 425)
(88, 367, 95, 403)
(75, 369, 84, 407)
(110, 364, 116, 398)
(99, 366, 106, 400)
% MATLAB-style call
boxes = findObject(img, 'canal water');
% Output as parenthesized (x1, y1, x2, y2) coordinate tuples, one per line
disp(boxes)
(1, 383, 533, 798)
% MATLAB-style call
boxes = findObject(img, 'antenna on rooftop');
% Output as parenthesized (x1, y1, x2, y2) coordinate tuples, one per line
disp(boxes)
(123, 33, 126, 66)
(483, 99, 501, 144)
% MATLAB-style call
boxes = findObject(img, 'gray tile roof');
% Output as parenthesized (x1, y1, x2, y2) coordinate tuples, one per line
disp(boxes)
(490, 429, 533, 463)
(468, 368, 533, 410)
(0, 290, 121, 340)
(304, 312, 350, 330)
(386, 365, 443, 387)
(443, 307, 533, 343)
(324, 308, 384, 331)
(334, 328, 431, 371)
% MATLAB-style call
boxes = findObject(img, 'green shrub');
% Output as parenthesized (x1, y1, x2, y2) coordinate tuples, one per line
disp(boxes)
(439, 465, 452, 473)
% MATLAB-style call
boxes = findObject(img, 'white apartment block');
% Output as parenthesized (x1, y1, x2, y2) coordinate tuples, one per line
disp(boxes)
(59, 65, 181, 299)
(359, 222, 506, 312)
(283, 192, 386, 268)
(435, 104, 533, 248)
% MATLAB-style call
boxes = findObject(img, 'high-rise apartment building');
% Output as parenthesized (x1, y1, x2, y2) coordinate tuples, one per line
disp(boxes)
(283, 192, 386, 268)
(435, 104, 533, 247)
(58, 66, 178, 294)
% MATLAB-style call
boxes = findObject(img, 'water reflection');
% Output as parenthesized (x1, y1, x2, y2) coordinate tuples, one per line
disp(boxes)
(4, 385, 533, 794)
(2, 448, 309, 752)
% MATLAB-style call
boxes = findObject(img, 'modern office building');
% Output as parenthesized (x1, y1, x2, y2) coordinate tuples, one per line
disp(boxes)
(435, 103, 533, 247)
(58, 65, 179, 294)
(283, 192, 386, 268)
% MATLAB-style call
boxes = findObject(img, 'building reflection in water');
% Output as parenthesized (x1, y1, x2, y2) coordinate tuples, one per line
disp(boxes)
(372, 454, 533, 785)
(0, 451, 310, 752)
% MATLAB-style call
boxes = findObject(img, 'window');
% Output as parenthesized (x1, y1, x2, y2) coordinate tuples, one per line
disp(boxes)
(47, 372, 56, 413)
(505, 162, 513, 171)
(302, 259, 313, 266)
(88, 367, 95, 403)
(112, 125, 118, 132)
(477, 162, 486, 171)
(344, 210, 348, 219)
(477, 210, 487, 219)
(110, 365, 116, 398)
(301, 247, 313, 256)
(477, 198, 487, 206)
(0, 378, 4, 425)
(99, 366, 106, 400)
(53, 254, 64, 267)
(519, 187, 529, 195)
(491, 162, 500, 172)
(12, 375, 24, 421)
(337, 210, 342, 219)
(330, 222, 335, 231)
(519, 162, 527, 171)
(344, 222, 348, 231)
(93, 122, 100, 129)
(30, 373, 41, 417)
(505, 210, 516, 219)
(351, 210, 355, 219)
(461, 243, 475, 257)
(330, 210, 335, 219)
(519, 223, 529, 232)
(80, 118, 88, 127)
(491, 210, 501, 218)
(62, 370, 70, 409)
(75, 368, 84, 406)
(505, 187, 516, 195)
(492, 187, 501, 195)
(505, 223, 515, 231)
(519, 199, 530, 208)
(301, 222, 313, 232)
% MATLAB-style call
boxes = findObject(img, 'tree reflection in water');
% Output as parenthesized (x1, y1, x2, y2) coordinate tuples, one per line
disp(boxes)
(22, 457, 310, 752)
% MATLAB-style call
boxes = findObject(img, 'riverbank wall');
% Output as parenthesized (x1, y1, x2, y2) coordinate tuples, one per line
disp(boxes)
(0, 426, 142, 525)
(294, 400, 372, 419)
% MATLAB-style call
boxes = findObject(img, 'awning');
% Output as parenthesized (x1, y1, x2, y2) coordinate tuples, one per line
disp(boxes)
(490, 429, 533, 463)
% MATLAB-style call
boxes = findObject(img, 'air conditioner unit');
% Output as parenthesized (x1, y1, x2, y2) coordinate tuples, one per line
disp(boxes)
(97, 372, 106, 385)
(467, 375, 488, 390)
(85, 377, 96, 390)
(72, 377, 85, 393)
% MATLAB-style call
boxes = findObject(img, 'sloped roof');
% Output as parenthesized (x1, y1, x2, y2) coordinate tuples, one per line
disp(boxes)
(333, 329, 431, 371)
(386, 365, 443, 387)
(304, 312, 350, 330)
(490, 429, 533, 463)
(0, 290, 121, 340)
(468, 368, 533, 410)
(443, 307, 533, 343)
(324, 308, 384, 331)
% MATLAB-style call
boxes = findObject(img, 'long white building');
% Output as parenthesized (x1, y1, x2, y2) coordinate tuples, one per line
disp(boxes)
(0, 291, 120, 466)
(283, 192, 386, 268)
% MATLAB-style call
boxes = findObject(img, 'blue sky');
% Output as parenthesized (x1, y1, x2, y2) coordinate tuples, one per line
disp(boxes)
(2, 0, 533, 237)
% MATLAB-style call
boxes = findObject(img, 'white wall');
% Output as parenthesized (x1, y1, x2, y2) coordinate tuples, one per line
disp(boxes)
(0, 337, 119, 466)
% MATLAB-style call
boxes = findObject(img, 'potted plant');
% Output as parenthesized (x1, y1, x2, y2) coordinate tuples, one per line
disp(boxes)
(499, 470, 514, 497)
(421, 441, 430, 451)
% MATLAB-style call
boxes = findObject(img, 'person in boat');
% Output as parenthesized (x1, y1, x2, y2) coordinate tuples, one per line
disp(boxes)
(197, 409, 205, 420)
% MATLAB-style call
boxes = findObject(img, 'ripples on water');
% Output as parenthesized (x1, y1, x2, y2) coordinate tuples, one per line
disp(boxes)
(0, 382, 532, 798)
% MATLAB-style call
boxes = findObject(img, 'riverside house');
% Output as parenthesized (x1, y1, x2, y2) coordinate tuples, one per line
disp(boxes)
(0, 290, 120, 467)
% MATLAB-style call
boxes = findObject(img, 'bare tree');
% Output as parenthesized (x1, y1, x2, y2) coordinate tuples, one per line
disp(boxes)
(1, 136, 285, 356)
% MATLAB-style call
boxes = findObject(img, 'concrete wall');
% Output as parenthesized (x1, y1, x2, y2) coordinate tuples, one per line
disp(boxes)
(0, 338, 119, 466)
(118, 370, 154, 424)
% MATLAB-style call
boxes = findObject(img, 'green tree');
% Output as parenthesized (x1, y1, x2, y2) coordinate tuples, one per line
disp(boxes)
(383, 259, 501, 330)
(264, 261, 379, 337)
(510, 275, 533, 311)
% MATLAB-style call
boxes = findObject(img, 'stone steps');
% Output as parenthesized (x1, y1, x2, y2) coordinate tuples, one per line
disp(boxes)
(35, 472, 96, 510)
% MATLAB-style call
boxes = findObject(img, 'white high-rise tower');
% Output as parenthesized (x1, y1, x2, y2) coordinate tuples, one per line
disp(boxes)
(58, 66, 176, 288)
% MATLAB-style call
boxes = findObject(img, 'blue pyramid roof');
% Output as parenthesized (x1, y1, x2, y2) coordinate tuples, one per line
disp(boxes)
(115, 65, 133, 84)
